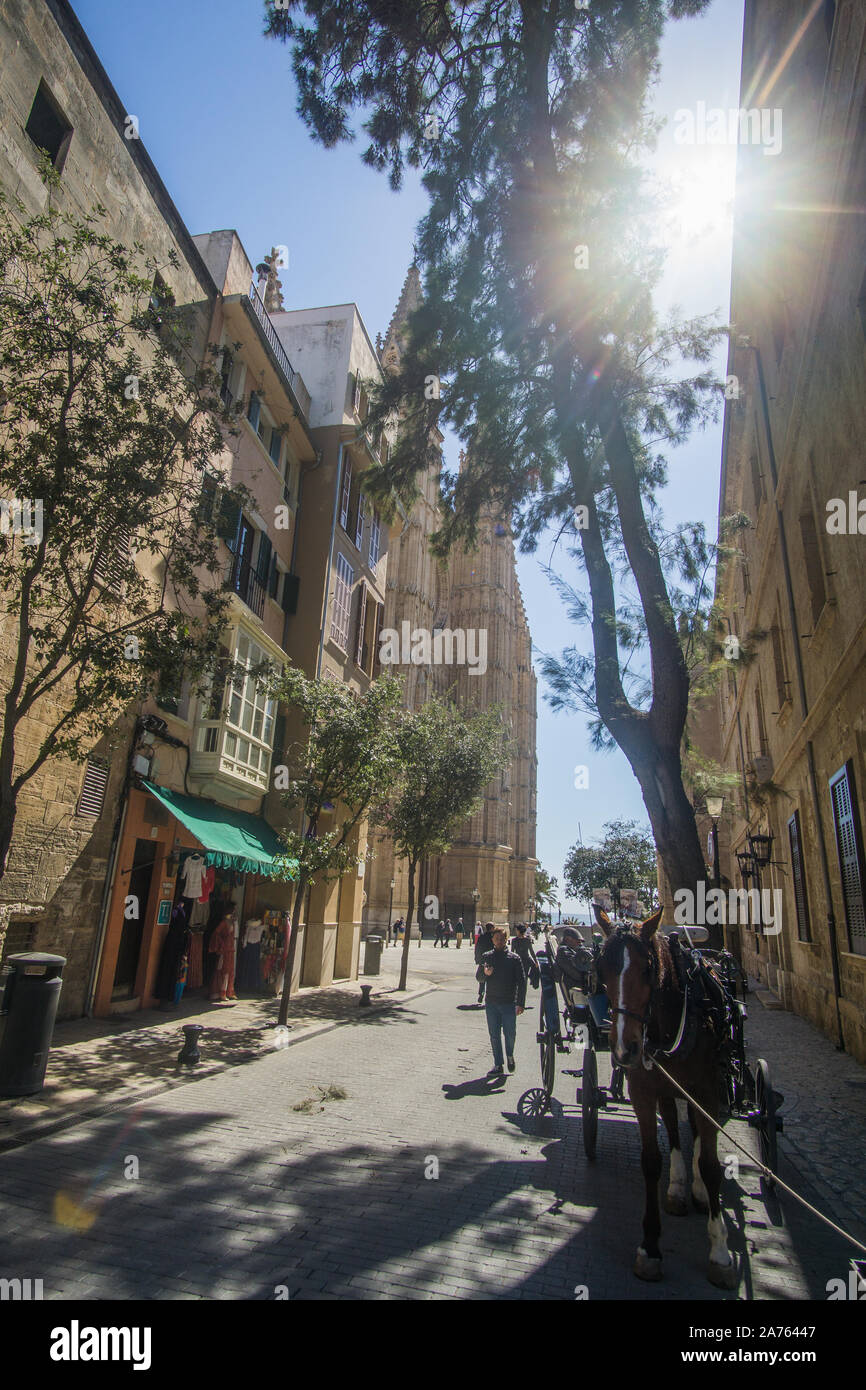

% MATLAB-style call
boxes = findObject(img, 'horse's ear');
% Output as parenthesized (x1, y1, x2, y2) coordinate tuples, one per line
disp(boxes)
(639, 906, 664, 942)
(593, 903, 613, 937)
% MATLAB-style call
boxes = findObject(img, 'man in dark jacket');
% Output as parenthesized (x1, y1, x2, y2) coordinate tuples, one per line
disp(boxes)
(553, 927, 595, 994)
(480, 927, 526, 1075)
(510, 922, 540, 989)
(474, 921, 497, 1004)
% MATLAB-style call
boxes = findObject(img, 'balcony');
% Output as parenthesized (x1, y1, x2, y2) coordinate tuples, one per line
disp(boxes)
(245, 280, 312, 419)
(228, 555, 266, 619)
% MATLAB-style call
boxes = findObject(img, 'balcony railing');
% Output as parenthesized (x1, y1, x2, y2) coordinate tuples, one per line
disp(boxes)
(229, 556, 266, 619)
(246, 281, 312, 419)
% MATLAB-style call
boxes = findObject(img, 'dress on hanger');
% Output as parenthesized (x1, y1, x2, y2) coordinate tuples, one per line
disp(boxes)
(181, 853, 206, 899)
(198, 865, 215, 903)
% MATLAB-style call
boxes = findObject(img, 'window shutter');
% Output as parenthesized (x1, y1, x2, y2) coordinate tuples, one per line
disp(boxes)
(268, 427, 282, 467)
(787, 810, 811, 942)
(198, 473, 218, 526)
(256, 532, 273, 585)
(282, 573, 300, 615)
(76, 760, 109, 818)
(830, 761, 866, 955)
(269, 556, 279, 599)
(247, 391, 261, 433)
(217, 492, 242, 548)
(355, 582, 368, 667)
(355, 493, 365, 549)
(339, 456, 352, 531)
(351, 372, 362, 416)
(372, 601, 384, 674)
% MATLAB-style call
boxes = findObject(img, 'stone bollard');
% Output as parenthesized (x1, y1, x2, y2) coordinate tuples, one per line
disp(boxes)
(359, 984, 373, 1007)
(177, 1024, 204, 1066)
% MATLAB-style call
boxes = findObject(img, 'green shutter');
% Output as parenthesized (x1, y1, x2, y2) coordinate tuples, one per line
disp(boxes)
(217, 492, 242, 547)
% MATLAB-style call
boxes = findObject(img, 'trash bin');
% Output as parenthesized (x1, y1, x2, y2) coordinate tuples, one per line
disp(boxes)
(0, 952, 66, 1096)
(363, 935, 383, 976)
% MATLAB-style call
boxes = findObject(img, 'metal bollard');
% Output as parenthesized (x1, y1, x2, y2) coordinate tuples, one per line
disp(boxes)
(177, 1023, 204, 1066)
(359, 984, 373, 1007)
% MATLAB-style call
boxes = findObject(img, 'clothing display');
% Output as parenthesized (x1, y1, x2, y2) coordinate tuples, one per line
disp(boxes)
(198, 865, 215, 904)
(180, 852, 206, 900)
(209, 912, 238, 1002)
(187, 930, 204, 989)
(236, 918, 264, 994)
(260, 911, 290, 995)
(189, 898, 209, 928)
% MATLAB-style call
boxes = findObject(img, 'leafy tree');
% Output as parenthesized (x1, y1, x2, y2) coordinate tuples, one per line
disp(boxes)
(564, 817, 659, 916)
(265, 0, 726, 919)
(268, 666, 406, 1024)
(378, 696, 509, 991)
(0, 187, 240, 880)
(534, 865, 559, 920)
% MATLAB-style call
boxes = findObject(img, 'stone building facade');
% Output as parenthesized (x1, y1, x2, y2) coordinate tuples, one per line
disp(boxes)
(695, 0, 866, 1062)
(363, 268, 538, 936)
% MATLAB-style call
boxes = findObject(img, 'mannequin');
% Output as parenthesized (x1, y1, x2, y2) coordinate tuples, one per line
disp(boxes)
(209, 907, 238, 1003)
(237, 916, 265, 993)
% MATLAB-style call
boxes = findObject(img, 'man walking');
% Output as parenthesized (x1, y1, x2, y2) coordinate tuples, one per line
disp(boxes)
(510, 922, 540, 989)
(433, 920, 445, 948)
(474, 921, 497, 1004)
(480, 927, 526, 1075)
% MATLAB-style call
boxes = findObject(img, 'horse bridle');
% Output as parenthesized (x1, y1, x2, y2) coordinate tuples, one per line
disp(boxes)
(605, 929, 690, 1065)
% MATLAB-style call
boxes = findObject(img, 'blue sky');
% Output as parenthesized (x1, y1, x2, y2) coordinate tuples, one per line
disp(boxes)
(72, 0, 745, 915)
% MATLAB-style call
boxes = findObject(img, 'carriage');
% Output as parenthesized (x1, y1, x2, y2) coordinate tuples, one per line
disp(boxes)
(533, 925, 626, 1157)
(533, 922, 783, 1182)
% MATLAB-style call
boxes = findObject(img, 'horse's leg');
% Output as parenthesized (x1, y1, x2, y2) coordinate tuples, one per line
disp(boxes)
(660, 1095, 688, 1216)
(632, 1082, 664, 1280)
(687, 1102, 709, 1211)
(695, 1108, 737, 1289)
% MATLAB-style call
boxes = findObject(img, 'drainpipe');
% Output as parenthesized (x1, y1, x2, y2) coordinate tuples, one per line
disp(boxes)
(744, 342, 844, 1050)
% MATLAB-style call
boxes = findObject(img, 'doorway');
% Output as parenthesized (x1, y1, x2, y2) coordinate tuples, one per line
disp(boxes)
(112, 838, 157, 999)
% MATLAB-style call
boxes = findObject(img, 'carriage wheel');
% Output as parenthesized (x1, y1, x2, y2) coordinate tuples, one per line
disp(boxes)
(581, 1044, 599, 1159)
(539, 997, 556, 1101)
(755, 1058, 778, 1187)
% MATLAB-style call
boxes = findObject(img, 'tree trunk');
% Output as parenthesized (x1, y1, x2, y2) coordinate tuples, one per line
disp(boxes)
(0, 797, 15, 884)
(277, 871, 308, 1027)
(398, 857, 417, 991)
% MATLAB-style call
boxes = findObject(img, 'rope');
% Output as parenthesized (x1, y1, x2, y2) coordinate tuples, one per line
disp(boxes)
(649, 1055, 866, 1259)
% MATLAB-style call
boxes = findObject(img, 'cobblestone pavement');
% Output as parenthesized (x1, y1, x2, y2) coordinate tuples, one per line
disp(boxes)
(0, 943, 857, 1301)
(0, 964, 432, 1152)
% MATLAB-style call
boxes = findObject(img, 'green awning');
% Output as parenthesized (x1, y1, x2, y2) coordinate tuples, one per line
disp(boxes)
(141, 780, 297, 880)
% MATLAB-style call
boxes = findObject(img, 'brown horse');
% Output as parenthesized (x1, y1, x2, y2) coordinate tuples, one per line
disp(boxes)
(594, 905, 736, 1289)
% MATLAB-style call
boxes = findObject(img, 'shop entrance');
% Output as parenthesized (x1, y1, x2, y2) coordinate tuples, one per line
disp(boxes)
(112, 838, 157, 999)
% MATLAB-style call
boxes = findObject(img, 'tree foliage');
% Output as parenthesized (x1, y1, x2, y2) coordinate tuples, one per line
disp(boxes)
(0, 185, 241, 874)
(265, 0, 728, 908)
(563, 817, 660, 909)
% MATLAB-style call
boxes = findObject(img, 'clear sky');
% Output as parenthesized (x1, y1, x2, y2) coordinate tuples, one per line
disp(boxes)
(71, 0, 745, 915)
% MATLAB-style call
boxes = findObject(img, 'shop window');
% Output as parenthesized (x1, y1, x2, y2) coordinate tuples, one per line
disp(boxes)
(787, 810, 811, 942)
(76, 759, 109, 818)
(25, 80, 73, 171)
(829, 761, 866, 957)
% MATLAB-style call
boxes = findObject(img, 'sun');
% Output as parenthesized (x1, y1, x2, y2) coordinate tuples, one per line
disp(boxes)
(656, 150, 737, 247)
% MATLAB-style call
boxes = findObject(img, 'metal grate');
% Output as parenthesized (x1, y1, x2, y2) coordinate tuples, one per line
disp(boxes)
(830, 763, 866, 954)
(76, 760, 109, 818)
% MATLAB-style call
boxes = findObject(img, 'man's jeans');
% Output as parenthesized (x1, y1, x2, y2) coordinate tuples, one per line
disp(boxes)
(485, 1001, 517, 1067)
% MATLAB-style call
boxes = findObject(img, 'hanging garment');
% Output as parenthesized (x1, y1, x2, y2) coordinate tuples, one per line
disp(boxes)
(181, 853, 206, 899)
(198, 865, 215, 904)
(237, 922, 263, 993)
(189, 898, 209, 928)
(187, 931, 204, 989)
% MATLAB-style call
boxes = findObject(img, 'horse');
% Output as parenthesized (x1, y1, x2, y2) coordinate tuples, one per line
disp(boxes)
(594, 904, 736, 1289)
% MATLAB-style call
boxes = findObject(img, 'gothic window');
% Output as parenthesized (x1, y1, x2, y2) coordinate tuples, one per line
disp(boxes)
(25, 80, 73, 171)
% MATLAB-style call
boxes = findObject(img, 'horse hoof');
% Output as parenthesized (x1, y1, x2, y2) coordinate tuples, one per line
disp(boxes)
(707, 1259, 738, 1290)
(664, 1194, 689, 1216)
(634, 1250, 663, 1282)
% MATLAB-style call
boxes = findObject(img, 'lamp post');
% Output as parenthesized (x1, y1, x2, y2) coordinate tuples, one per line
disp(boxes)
(471, 887, 480, 937)
(387, 877, 395, 946)
(706, 794, 725, 889)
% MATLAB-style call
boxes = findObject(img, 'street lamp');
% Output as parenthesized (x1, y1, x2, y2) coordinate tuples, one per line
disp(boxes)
(471, 887, 480, 935)
(748, 831, 774, 869)
(387, 877, 395, 946)
(706, 794, 725, 888)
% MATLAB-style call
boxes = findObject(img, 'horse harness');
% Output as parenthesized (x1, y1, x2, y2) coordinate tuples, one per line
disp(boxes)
(607, 927, 730, 1064)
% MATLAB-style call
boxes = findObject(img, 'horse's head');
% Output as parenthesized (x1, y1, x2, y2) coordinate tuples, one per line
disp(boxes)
(596, 905, 664, 1068)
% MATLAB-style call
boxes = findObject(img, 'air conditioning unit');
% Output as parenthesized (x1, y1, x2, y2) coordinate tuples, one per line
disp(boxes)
(750, 755, 774, 784)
